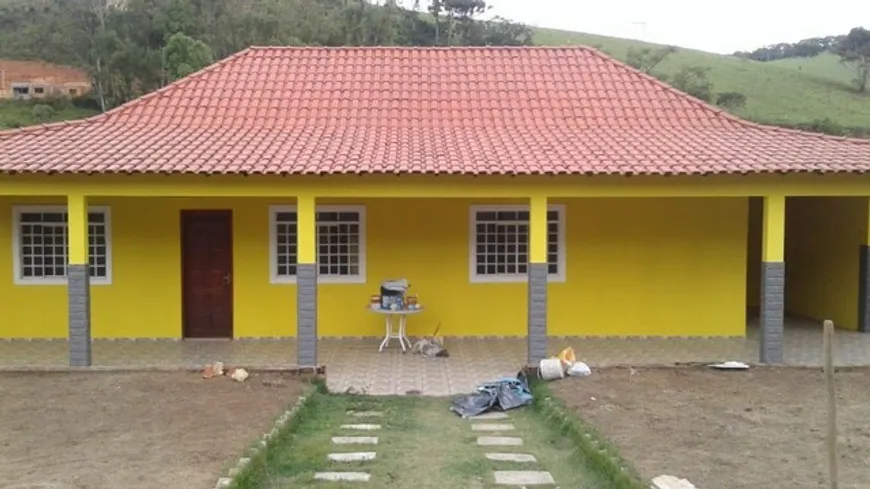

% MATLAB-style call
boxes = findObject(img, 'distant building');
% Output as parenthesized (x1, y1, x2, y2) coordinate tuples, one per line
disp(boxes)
(0, 59, 91, 100)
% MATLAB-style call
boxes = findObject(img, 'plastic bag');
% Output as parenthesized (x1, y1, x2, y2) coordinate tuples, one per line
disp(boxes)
(567, 361, 592, 377)
(449, 375, 533, 417)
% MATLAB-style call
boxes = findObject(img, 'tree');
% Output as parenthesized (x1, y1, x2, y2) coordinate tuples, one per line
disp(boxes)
(162, 32, 214, 81)
(834, 27, 870, 93)
(625, 45, 677, 74)
(670, 65, 714, 102)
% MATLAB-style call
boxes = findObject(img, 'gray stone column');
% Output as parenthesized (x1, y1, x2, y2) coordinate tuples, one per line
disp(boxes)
(859, 245, 870, 333)
(296, 263, 318, 367)
(527, 263, 548, 366)
(68, 264, 92, 367)
(759, 261, 785, 363)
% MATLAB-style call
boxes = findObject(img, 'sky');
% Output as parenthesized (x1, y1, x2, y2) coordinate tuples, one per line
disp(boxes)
(412, 0, 870, 54)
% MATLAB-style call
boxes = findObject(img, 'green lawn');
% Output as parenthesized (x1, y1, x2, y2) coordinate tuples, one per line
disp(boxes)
(233, 392, 618, 489)
(0, 100, 98, 129)
(533, 27, 870, 129)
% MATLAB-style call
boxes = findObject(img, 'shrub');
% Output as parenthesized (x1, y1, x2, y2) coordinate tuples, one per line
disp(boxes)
(31, 104, 55, 122)
(715, 91, 747, 108)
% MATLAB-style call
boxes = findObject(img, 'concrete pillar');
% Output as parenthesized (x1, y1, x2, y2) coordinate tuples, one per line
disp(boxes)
(296, 194, 318, 367)
(760, 195, 785, 363)
(527, 195, 548, 366)
(67, 194, 91, 367)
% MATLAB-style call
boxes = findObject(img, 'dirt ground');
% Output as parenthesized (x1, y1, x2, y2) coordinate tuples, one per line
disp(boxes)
(0, 371, 304, 489)
(551, 367, 870, 489)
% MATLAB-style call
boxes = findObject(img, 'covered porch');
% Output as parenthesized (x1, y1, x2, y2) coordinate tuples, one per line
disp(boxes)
(3, 176, 870, 371)
(2, 317, 870, 395)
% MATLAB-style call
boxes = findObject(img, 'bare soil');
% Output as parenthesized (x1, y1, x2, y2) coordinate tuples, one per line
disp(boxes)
(551, 367, 870, 489)
(0, 371, 304, 489)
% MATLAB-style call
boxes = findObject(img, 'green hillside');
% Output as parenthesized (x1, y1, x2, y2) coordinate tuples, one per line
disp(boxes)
(534, 27, 870, 130)
(1, 2, 868, 135)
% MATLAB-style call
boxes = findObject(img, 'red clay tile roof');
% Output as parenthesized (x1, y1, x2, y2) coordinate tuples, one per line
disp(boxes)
(1, 45, 869, 176)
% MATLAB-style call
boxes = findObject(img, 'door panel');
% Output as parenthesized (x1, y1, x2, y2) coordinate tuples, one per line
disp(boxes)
(181, 210, 233, 338)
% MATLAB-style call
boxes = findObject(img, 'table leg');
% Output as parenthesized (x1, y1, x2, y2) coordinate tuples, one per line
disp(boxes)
(398, 315, 408, 352)
(378, 315, 391, 352)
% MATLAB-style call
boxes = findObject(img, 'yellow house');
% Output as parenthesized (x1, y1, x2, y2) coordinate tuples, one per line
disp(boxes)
(2, 46, 870, 367)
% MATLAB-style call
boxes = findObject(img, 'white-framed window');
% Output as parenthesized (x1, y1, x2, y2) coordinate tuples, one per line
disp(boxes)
(469, 204, 566, 283)
(11, 205, 112, 285)
(269, 205, 366, 284)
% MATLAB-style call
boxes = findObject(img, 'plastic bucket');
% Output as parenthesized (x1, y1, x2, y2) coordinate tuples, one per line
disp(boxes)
(539, 358, 565, 380)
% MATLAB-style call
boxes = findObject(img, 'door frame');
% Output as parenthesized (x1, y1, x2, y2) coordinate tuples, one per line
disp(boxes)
(180, 209, 234, 339)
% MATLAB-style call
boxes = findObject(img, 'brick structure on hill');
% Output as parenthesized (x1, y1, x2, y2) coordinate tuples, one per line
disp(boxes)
(0, 59, 91, 100)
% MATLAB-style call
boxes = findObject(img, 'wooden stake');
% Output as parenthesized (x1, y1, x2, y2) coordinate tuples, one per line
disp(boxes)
(823, 319, 838, 489)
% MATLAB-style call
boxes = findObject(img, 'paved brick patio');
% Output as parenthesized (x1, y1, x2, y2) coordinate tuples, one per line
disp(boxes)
(2, 317, 869, 395)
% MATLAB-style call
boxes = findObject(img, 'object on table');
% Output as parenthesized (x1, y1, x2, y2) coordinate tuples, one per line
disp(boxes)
(380, 278, 409, 310)
(369, 295, 381, 308)
(449, 373, 533, 418)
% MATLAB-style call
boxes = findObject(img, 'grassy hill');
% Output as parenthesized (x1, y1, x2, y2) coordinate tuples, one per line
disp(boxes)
(534, 28, 870, 131)
(2, 25, 869, 134)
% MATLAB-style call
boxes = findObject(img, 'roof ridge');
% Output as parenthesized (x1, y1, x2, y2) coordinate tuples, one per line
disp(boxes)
(247, 45, 596, 51)
(0, 47, 257, 138)
(581, 45, 870, 146)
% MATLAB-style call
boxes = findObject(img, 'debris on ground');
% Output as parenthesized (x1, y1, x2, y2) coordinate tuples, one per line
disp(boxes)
(229, 368, 250, 382)
(450, 372, 534, 418)
(567, 361, 592, 377)
(539, 347, 593, 381)
(410, 337, 449, 357)
(410, 322, 449, 357)
(708, 361, 750, 370)
(201, 361, 224, 379)
(651, 474, 698, 489)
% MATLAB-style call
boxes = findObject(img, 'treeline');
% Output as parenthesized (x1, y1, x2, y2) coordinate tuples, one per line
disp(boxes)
(0, 0, 532, 111)
(733, 35, 844, 62)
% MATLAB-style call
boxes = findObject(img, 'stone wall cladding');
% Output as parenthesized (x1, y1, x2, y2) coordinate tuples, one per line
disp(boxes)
(759, 261, 785, 363)
(859, 246, 870, 333)
(527, 263, 548, 366)
(296, 264, 318, 367)
(67, 264, 91, 367)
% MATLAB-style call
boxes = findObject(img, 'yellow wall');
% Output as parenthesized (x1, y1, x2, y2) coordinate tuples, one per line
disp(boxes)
(785, 197, 868, 330)
(746, 197, 762, 309)
(0, 196, 748, 339)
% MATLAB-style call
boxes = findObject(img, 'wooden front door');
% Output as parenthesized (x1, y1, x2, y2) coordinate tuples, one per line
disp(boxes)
(181, 210, 233, 339)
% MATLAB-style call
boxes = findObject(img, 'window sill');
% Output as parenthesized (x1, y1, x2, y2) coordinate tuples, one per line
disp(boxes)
(13, 278, 113, 286)
(470, 274, 566, 284)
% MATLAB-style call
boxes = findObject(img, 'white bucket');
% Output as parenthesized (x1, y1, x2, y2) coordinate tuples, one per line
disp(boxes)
(538, 358, 565, 380)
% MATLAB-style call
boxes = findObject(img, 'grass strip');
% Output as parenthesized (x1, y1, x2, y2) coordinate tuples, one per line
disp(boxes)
(530, 379, 647, 489)
(230, 380, 327, 489)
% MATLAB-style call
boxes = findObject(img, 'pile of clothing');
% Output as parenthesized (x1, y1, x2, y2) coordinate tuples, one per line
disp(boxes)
(449, 373, 533, 418)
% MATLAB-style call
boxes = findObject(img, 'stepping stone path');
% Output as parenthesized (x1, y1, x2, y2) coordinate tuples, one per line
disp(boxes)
(340, 424, 382, 430)
(318, 412, 384, 483)
(328, 452, 377, 462)
(470, 412, 557, 486)
(349, 411, 383, 418)
(314, 472, 371, 482)
(477, 436, 523, 446)
(494, 471, 556, 486)
(332, 436, 378, 445)
(472, 423, 516, 431)
(470, 411, 509, 420)
(485, 453, 537, 463)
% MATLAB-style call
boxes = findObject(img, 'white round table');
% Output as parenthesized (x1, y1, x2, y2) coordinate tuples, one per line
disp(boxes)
(369, 306, 424, 352)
